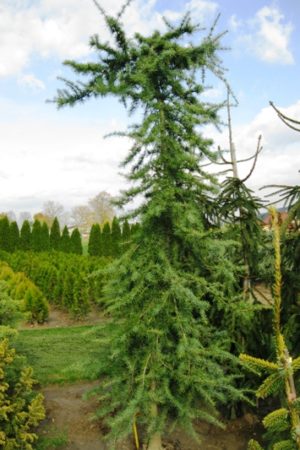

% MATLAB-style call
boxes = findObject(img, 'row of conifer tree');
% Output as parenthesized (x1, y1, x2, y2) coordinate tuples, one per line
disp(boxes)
(0, 216, 82, 254)
(0, 215, 138, 258)
(87, 217, 139, 257)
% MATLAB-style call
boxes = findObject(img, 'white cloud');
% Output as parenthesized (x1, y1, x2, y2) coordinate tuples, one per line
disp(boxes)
(0, 100, 131, 213)
(18, 73, 45, 91)
(228, 14, 242, 32)
(1, 97, 299, 214)
(237, 5, 294, 64)
(0, 0, 219, 78)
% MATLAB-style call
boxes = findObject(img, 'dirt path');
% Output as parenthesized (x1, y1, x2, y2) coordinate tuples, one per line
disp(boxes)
(39, 382, 261, 450)
(40, 382, 108, 450)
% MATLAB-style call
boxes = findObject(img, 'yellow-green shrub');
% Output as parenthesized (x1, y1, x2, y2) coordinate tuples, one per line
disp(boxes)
(0, 262, 49, 324)
(0, 338, 45, 449)
(22, 286, 49, 323)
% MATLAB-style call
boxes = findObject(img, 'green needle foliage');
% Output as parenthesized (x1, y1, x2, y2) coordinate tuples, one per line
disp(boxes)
(61, 225, 71, 253)
(240, 208, 300, 450)
(70, 228, 83, 255)
(111, 217, 121, 258)
(32, 219, 43, 252)
(50, 217, 61, 250)
(0, 217, 10, 252)
(102, 222, 111, 258)
(9, 221, 20, 252)
(121, 218, 131, 252)
(88, 224, 102, 256)
(20, 220, 31, 251)
(41, 222, 50, 251)
(218, 178, 263, 289)
(54, 4, 243, 448)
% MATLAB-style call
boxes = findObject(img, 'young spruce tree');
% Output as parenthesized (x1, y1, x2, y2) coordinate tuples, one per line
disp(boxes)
(54, 5, 242, 449)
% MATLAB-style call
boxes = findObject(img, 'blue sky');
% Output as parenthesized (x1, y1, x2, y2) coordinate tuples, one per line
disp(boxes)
(0, 0, 299, 219)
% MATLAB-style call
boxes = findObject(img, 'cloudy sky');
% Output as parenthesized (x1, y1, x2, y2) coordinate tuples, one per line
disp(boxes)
(0, 0, 299, 216)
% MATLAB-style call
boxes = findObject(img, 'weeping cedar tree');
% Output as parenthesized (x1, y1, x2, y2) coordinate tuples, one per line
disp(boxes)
(53, 5, 244, 449)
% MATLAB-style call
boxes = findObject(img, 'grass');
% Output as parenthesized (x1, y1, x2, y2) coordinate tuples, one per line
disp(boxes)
(15, 325, 104, 385)
(36, 430, 68, 450)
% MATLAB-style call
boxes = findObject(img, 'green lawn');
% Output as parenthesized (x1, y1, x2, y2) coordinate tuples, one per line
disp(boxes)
(15, 325, 104, 385)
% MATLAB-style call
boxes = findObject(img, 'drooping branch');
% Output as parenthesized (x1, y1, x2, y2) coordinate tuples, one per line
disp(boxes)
(92, 0, 107, 17)
(270, 101, 300, 132)
(262, 102, 300, 234)
(117, 0, 134, 19)
(215, 88, 264, 297)
(241, 134, 262, 183)
(215, 88, 263, 180)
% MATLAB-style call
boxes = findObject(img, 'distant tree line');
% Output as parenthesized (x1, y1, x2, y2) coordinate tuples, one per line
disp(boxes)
(0, 216, 82, 254)
(0, 215, 139, 258)
(88, 217, 140, 258)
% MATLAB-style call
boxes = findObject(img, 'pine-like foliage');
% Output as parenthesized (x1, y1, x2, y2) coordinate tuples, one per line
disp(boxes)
(0, 338, 45, 449)
(101, 222, 111, 257)
(88, 224, 102, 256)
(0, 217, 10, 252)
(121, 218, 131, 253)
(9, 221, 20, 252)
(50, 217, 61, 250)
(61, 225, 71, 253)
(111, 217, 121, 258)
(41, 222, 50, 251)
(54, 7, 243, 448)
(240, 208, 300, 450)
(31, 219, 43, 252)
(218, 178, 263, 290)
(0, 281, 21, 330)
(70, 228, 83, 255)
(20, 220, 31, 251)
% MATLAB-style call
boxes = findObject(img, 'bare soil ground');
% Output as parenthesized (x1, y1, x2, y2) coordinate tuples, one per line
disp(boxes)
(39, 381, 261, 450)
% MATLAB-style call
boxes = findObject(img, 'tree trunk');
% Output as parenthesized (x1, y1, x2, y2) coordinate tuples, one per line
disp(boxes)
(148, 432, 162, 450)
(147, 389, 162, 450)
